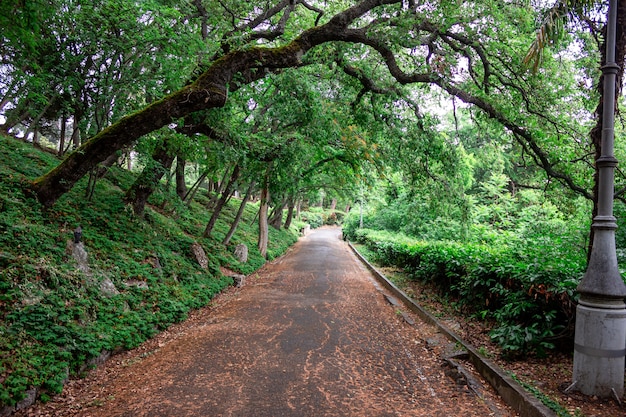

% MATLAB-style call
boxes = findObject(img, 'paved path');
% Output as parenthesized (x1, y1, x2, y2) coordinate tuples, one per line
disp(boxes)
(20, 227, 515, 416)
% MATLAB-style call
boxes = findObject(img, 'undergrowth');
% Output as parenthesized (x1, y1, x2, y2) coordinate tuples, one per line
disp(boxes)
(0, 135, 299, 409)
(344, 227, 583, 358)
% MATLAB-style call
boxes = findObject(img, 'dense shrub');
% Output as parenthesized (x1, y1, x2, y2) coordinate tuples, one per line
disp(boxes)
(300, 211, 323, 228)
(300, 208, 346, 228)
(348, 228, 584, 357)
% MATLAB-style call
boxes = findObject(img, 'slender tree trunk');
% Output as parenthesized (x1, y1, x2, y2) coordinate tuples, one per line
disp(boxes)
(203, 164, 241, 238)
(284, 198, 296, 229)
(58, 114, 67, 157)
(207, 168, 231, 210)
(223, 181, 256, 245)
(330, 198, 337, 210)
(269, 199, 287, 230)
(26, 97, 55, 146)
(30, 2, 381, 208)
(2, 99, 32, 133)
(86, 150, 121, 200)
(71, 115, 81, 149)
(125, 139, 176, 217)
(184, 171, 209, 204)
(175, 155, 187, 199)
(258, 169, 271, 258)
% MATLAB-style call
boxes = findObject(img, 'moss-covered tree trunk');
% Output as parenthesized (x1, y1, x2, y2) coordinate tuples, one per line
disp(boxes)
(125, 140, 176, 217)
(175, 155, 187, 200)
(30, 0, 390, 208)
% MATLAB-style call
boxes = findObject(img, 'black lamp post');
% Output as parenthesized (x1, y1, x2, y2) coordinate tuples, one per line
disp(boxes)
(572, 0, 626, 399)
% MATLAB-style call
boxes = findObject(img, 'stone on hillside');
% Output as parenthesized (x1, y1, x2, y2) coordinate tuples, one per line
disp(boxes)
(67, 240, 91, 275)
(234, 243, 248, 263)
(191, 242, 209, 269)
(124, 279, 149, 289)
(232, 274, 246, 288)
(99, 277, 120, 297)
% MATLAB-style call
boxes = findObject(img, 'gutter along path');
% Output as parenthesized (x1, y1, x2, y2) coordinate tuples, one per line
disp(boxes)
(19, 227, 518, 417)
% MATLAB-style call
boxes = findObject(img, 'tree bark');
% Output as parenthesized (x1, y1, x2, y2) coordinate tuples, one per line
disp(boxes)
(283, 198, 296, 229)
(58, 114, 67, 157)
(223, 181, 256, 246)
(258, 170, 271, 258)
(30, 0, 401, 208)
(175, 155, 187, 199)
(71, 114, 81, 149)
(184, 171, 209, 204)
(203, 164, 241, 238)
(124, 139, 176, 217)
(207, 168, 231, 210)
(269, 199, 287, 230)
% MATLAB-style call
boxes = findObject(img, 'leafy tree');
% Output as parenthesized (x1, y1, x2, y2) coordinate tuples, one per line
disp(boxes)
(24, 0, 589, 212)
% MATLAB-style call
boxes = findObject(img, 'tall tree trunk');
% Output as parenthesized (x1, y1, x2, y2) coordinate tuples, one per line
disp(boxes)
(207, 168, 231, 210)
(587, 3, 626, 259)
(330, 198, 337, 210)
(71, 115, 81, 150)
(124, 139, 176, 217)
(269, 199, 287, 230)
(58, 114, 67, 157)
(184, 171, 209, 204)
(2, 98, 33, 133)
(284, 198, 296, 229)
(175, 155, 187, 199)
(26, 97, 56, 146)
(203, 164, 241, 238)
(258, 170, 271, 258)
(223, 181, 256, 245)
(30, 2, 385, 208)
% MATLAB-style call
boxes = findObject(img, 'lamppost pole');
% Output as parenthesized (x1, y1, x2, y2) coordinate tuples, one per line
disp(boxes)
(572, 0, 626, 399)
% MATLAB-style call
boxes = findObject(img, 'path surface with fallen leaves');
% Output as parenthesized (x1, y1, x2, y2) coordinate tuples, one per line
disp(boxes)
(17, 227, 516, 417)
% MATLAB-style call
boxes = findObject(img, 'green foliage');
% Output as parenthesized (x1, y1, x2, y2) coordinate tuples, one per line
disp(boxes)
(510, 373, 579, 417)
(0, 135, 298, 407)
(300, 207, 345, 229)
(348, 228, 583, 357)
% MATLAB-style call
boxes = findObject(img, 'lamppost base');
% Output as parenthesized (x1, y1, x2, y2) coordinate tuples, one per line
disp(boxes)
(572, 298, 626, 398)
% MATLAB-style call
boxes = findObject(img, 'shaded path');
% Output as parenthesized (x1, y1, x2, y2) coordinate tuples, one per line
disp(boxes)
(19, 227, 515, 416)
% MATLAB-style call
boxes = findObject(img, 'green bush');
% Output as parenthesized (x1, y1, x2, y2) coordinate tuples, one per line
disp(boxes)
(347, 227, 583, 357)
(300, 211, 323, 228)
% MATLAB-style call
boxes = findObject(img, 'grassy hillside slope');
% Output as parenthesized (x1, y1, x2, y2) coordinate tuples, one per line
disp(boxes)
(0, 135, 299, 410)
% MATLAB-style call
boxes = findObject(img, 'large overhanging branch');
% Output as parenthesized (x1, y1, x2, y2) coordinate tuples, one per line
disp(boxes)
(30, 0, 400, 207)
(435, 78, 593, 200)
(348, 28, 594, 201)
(30, 0, 589, 209)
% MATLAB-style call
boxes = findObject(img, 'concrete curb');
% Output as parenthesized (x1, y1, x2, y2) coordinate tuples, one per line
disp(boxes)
(348, 241, 557, 417)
